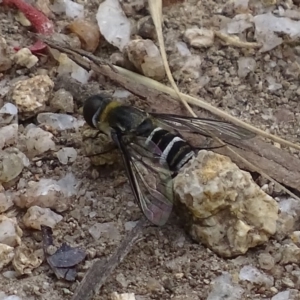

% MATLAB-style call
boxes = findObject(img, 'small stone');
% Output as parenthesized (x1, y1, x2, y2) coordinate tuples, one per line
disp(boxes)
(46, 245, 57, 256)
(0, 244, 14, 271)
(270, 287, 278, 294)
(238, 57, 256, 78)
(175, 273, 184, 279)
(25, 126, 56, 155)
(113, 89, 132, 99)
(176, 42, 191, 57)
(49, 0, 66, 14)
(2, 296, 22, 300)
(276, 212, 297, 240)
(0, 124, 18, 150)
(15, 173, 78, 212)
(290, 231, 300, 245)
(23, 206, 63, 230)
(146, 277, 164, 292)
(0, 192, 13, 213)
(81, 206, 91, 217)
(281, 277, 294, 288)
(62, 289, 72, 295)
(96, 0, 131, 51)
(239, 265, 274, 287)
(258, 253, 275, 270)
(56, 147, 77, 165)
(36, 161, 42, 167)
(71, 64, 93, 84)
(271, 291, 290, 300)
(207, 273, 244, 300)
(125, 39, 165, 80)
(225, 14, 253, 34)
(12, 244, 42, 275)
(116, 273, 128, 288)
(110, 52, 135, 70)
(179, 55, 202, 81)
(88, 222, 120, 241)
(278, 197, 300, 217)
(254, 13, 300, 52)
(35, 0, 52, 17)
(64, 0, 84, 19)
(0, 148, 24, 183)
(0, 36, 12, 72)
(270, 265, 284, 279)
(86, 248, 96, 259)
(173, 234, 186, 248)
(234, 0, 249, 10)
(267, 76, 282, 91)
(50, 89, 74, 113)
(69, 208, 81, 220)
(169, 45, 202, 82)
(124, 221, 138, 231)
(0, 216, 23, 247)
(2, 270, 18, 279)
(50, 0, 83, 18)
(285, 265, 293, 273)
(57, 53, 92, 84)
(68, 20, 100, 53)
(137, 16, 156, 40)
(111, 292, 136, 300)
(280, 243, 300, 264)
(184, 27, 214, 48)
(14, 48, 39, 69)
(0, 103, 18, 125)
(165, 255, 190, 273)
(89, 211, 97, 218)
(120, 0, 145, 16)
(37, 113, 85, 131)
(10, 148, 30, 167)
(9, 75, 54, 120)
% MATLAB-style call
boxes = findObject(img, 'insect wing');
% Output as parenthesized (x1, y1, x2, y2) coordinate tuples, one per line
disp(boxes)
(151, 113, 256, 141)
(113, 133, 173, 226)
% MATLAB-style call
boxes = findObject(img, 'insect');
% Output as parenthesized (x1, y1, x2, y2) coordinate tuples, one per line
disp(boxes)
(83, 94, 255, 226)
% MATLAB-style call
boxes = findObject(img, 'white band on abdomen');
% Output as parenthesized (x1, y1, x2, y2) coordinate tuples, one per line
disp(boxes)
(159, 136, 184, 165)
(145, 127, 163, 145)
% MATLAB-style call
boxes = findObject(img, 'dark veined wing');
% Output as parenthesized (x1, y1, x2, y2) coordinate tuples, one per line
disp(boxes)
(150, 113, 256, 141)
(111, 132, 173, 226)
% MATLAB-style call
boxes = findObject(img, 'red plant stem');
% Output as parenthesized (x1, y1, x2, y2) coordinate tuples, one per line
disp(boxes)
(2, 0, 54, 52)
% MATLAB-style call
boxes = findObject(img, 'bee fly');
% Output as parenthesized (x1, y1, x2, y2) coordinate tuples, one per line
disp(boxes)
(83, 94, 255, 226)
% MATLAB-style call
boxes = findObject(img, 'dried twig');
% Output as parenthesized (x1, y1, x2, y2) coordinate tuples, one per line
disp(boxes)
(214, 31, 261, 48)
(71, 217, 147, 300)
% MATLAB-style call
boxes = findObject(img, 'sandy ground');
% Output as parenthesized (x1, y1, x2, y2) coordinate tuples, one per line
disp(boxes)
(0, 0, 300, 299)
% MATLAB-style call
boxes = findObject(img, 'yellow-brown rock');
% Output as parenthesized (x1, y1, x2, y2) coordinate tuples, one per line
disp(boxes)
(9, 75, 54, 120)
(174, 150, 278, 257)
(0, 243, 14, 271)
(12, 244, 42, 275)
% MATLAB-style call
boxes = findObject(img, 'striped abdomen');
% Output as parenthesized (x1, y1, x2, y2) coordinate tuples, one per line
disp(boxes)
(145, 127, 195, 172)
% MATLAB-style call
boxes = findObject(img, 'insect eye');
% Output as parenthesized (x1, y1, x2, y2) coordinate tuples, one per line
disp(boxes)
(83, 94, 110, 128)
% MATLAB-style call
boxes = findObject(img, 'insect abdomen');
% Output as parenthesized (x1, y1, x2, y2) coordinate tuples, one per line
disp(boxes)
(146, 127, 195, 172)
